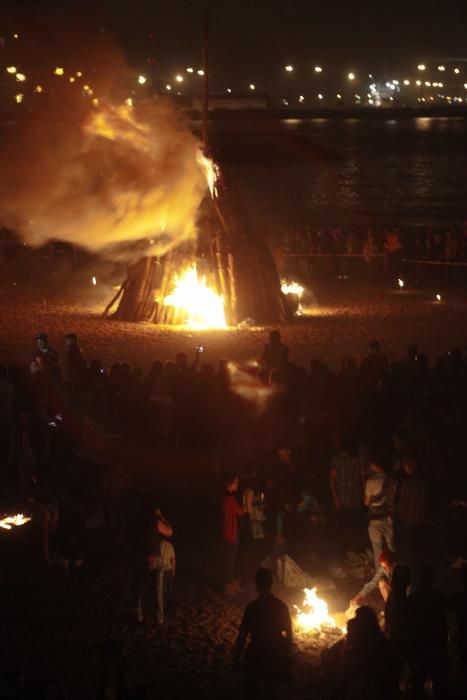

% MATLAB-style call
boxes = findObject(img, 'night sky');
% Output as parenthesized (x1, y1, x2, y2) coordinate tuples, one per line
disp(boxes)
(3, 0, 467, 93)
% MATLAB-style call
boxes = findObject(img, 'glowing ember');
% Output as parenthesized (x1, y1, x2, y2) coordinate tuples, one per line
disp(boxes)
(294, 587, 342, 633)
(0, 513, 31, 530)
(163, 265, 226, 329)
(398, 278, 404, 288)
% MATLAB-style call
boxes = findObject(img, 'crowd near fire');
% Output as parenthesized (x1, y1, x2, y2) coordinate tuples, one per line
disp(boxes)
(1, 4, 467, 700)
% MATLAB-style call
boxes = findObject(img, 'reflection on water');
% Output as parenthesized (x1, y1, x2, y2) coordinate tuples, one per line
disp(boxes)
(218, 117, 467, 230)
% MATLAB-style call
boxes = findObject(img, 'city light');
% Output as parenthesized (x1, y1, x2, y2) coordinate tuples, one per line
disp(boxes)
(166, 84, 172, 91)
(69, 76, 75, 83)
(249, 83, 255, 90)
(138, 75, 147, 85)
(175, 75, 184, 83)
(227, 88, 232, 93)
(125, 97, 133, 106)
(314, 65, 323, 73)
(403, 79, 410, 85)
(15, 93, 23, 103)
(464, 83, 467, 89)
(285, 64, 294, 72)
(197, 69, 205, 76)
(348, 72, 355, 80)
(317, 93, 323, 99)
(54, 67, 64, 76)
(16, 73, 26, 82)
(416, 80, 422, 86)
(13, 33, 19, 39)
(417, 64, 426, 71)
(425, 81, 431, 87)
(186, 67, 194, 73)
(76, 71, 83, 77)
(299, 95, 305, 102)
(454, 68, 460, 74)
(34, 85, 43, 93)
(336, 93, 342, 99)
(6, 66, 17, 74)
(438, 65, 445, 71)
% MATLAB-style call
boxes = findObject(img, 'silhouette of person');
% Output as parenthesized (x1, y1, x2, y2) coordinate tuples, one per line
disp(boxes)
(233, 567, 292, 699)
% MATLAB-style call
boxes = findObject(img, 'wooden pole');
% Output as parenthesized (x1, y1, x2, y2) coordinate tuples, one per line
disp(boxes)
(202, 9, 210, 153)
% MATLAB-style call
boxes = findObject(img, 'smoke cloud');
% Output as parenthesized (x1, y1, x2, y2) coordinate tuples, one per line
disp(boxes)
(0, 34, 208, 260)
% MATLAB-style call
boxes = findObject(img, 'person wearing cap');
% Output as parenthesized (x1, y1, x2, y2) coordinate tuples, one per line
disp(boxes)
(351, 550, 396, 606)
(64, 333, 86, 387)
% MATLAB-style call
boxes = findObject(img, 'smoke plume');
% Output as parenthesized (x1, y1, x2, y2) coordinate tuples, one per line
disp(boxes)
(0, 33, 208, 260)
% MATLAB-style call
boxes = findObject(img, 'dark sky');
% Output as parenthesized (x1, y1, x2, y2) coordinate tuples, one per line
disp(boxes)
(4, 0, 467, 93)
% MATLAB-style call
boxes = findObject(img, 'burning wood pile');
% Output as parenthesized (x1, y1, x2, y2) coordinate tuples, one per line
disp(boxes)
(107, 162, 292, 327)
(294, 587, 346, 650)
(0, 513, 31, 531)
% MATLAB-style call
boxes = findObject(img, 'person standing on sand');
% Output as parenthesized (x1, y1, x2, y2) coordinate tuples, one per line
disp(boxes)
(233, 567, 293, 700)
(222, 473, 244, 595)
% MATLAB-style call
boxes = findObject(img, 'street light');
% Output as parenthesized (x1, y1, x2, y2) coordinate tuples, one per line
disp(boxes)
(285, 64, 294, 72)
(348, 72, 355, 80)
(314, 65, 322, 73)
(186, 67, 194, 73)
(317, 93, 323, 99)
(249, 83, 255, 91)
(197, 69, 205, 76)
(454, 67, 460, 74)
(175, 75, 184, 83)
(417, 64, 426, 71)
(403, 79, 410, 85)
(138, 75, 146, 85)
(166, 84, 172, 91)
(438, 65, 445, 71)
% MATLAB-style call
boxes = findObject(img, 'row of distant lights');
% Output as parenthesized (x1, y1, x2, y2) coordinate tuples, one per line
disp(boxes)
(398, 279, 442, 302)
(5, 65, 98, 104)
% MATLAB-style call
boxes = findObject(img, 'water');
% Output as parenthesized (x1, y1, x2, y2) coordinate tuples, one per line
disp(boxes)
(213, 116, 467, 232)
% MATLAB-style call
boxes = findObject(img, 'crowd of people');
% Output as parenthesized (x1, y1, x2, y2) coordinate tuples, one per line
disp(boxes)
(1, 328, 467, 698)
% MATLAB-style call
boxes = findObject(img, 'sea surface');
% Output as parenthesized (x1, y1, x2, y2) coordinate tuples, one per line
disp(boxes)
(212, 116, 467, 233)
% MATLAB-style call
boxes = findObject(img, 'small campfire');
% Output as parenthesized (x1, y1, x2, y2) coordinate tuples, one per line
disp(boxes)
(294, 587, 346, 647)
(0, 513, 31, 531)
(281, 279, 305, 316)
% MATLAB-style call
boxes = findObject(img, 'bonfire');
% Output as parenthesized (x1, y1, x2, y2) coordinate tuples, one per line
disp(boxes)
(294, 587, 346, 647)
(0, 513, 31, 530)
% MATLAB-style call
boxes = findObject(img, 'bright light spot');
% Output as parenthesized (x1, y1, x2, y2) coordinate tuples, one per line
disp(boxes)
(314, 65, 323, 73)
(83, 85, 90, 91)
(125, 97, 133, 106)
(138, 74, 147, 85)
(336, 93, 342, 99)
(439, 82, 444, 87)
(15, 93, 23, 104)
(13, 33, 19, 39)
(416, 80, 422, 86)
(393, 79, 399, 85)
(464, 83, 467, 89)
(166, 84, 172, 91)
(403, 79, 410, 85)
(398, 278, 404, 288)
(438, 65, 445, 72)
(76, 71, 83, 77)
(281, 280, 304, 296)
(227, 88, 232, 93)
(294, 588, 343, 634)
(92, 276, 97, 286)
(317, 93, 323, 99)
(368, 98, 374, 104)
(299, 95, 305, 102)
(454, 68, 460, 75)
(69, 76, 75, 83)
(0, 514, 31, 530)
(92, 98, 99, 106)
(348, 72, 355, 80)
(186, 67, 194, 73)
(417, 64, 426, 71)
(249, 83, 255, 90)
(54, 67, 64, 76)
(163, 265, 227, 329)
(285, 64, 294, 72)
(175, 74, 184, 83)
(282, 99, 289, 106)
(34, 85, 43, 93)
(436, 294, 441, 301)
(6, 66, 17, 74)
(425, 81, 431, 87)
(16, 73, 26, 82)
(197, 69, 205, 76)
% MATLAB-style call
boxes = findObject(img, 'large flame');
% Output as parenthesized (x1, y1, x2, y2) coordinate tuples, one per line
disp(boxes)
(294, 587, 341, 633)
(163, 265, 227, 329)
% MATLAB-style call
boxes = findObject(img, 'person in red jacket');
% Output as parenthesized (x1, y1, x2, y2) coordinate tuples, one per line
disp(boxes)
(222, 473, 244, 595)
